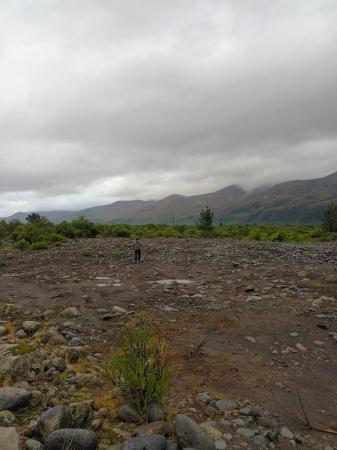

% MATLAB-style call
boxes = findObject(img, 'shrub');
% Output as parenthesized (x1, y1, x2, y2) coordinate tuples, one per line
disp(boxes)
(104, 316, 169, 416)
(71, 217, 99, 238)
(30, 240, 49, 250)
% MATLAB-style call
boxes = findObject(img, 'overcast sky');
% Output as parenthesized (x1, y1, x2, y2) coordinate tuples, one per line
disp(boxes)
(1, 0, 337, 216)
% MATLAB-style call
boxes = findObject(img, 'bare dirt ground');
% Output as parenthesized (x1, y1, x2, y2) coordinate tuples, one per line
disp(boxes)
(1, 237, 337, 449)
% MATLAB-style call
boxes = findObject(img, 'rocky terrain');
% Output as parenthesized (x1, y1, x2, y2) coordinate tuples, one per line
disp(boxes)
(0, 237, 337, 449)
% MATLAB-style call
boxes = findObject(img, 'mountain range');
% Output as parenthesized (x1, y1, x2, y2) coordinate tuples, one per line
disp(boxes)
(3, 171, 337, 225)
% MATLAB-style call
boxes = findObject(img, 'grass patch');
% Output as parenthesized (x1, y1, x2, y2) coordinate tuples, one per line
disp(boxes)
(10, 342, 34, 356)
(81, 248, 92, 257)
(0, 260, 7, 267)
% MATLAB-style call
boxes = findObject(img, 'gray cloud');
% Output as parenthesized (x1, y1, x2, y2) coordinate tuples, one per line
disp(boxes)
(1, 0, 337, 215)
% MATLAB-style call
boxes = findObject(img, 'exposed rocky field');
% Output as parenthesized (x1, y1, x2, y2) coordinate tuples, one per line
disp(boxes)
(0, 238, 337, 450)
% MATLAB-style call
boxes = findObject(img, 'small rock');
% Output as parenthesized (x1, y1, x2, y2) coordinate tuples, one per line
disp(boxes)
(0, 427, 20, 450)
(71, 337, 84, 346)
(121, 435, 167, 450)
(51, 357, 66, 372)
(215, 399, 238, 411)
(295, 343, 307, 352)
(133, 421, 171, 438)
(15, 329, 27, 339)
(215, 439, 227, 450)
(26, 439, 43, 450)
(254, 435, 268, 448)
(119, 403, 142, 423)
(197, 393, 212, 405)
(175, 414, 216, 450)
(112, 306, 127, 314)
(147, 403, 165, 422)
(245, 336, 256, 343)
(22, 321, 41, 335)
(280, 427, 294, 439)
(61, 307, 81, 318)
(0, 326, 7, 337)
(44, 429, 98, 450)
(237, 428, 256, 439)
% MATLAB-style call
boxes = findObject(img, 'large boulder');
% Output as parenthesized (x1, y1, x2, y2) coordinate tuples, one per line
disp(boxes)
(0, 387, 32, 411)
(121, 435, 168, 450)
(36, 405, 73, 438)
(175, 414, 216, 450)
(44, 429, 98, 450)
(36, 403, 92, 439)
(0, 427, 20, 450)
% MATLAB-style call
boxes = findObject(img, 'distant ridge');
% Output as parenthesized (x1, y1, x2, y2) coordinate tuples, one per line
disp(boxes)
(3, 171, 337, 225)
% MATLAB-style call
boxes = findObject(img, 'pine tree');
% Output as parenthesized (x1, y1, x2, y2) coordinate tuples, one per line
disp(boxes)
(197, 205, 214, 233)
(322, 204, 337, 232)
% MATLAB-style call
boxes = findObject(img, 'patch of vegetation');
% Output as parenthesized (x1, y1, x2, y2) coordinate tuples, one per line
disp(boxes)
(10, 342, 34, 356)
(81, 248, 92, 257)
(321, 203, 337, 232)
(104, 316, 169, 416)
(0, 259, 7, 267)
(197, 205, 214, 236)
(29, 240, 49, 250)
(1, 210, 337, 246)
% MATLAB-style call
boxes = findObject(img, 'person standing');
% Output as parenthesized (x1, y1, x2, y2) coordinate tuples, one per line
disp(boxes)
(133, 237, 143, 263)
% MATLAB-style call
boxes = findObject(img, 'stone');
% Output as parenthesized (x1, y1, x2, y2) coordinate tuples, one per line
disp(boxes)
(280, 427, 294, 439)
(16, 329, 27, 338)
(44, 429, 98, 450)
(295, 343, 307, 352)
(51, 357, 66, 372)
(245, 336, 256, 343)
(237, 428, 256, 439)
(26, 439, 43, 450)
(96, 308, 108, 314)
(22, 321, 41, 335)
(121, 435, 167, 450)
(0, 427, 20, 450)
(175, 414, 216, 450)
(239, 406, 253, 416)
(197, 392, 212, 404)
(147, 402, 165, 422)
(61, 307, 81, 318)
(41, 328, 67, 345)
(133, 421, 171, 438)
(112, 306, 127, 314)
(0, 387, 32, 412)
(215, 399, 238, 411)
(215, 440, 227, 450)
(119, 403, 142, 423)
(0, 326, 6, 337)
(71, 337, 84, 346)
(254, 435, 268, 448)
(199, 422, 222, 440)
(36, 405, 73, 438)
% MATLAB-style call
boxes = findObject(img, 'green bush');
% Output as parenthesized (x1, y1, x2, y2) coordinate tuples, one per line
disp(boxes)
(30, 240, 49, 250)
(104, 316, 169, 416)
(71, 217, 99, 238)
